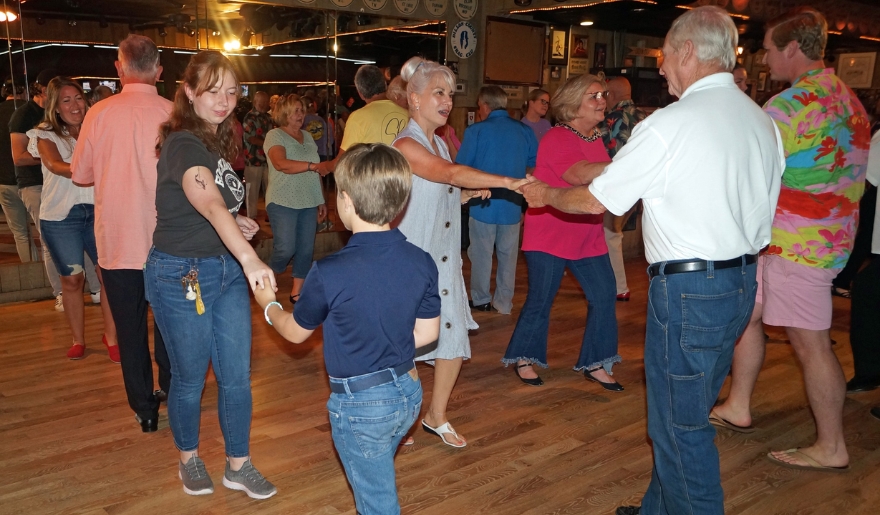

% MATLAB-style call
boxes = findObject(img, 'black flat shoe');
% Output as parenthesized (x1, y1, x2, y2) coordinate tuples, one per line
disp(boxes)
(584, 368, 624, 392)
(870, 406, 880, 421)
(135, 414, 158, 433)
(468, 300, 492, 311)
(153, 389, 168, 404)
(289, 294, 300, 305)
(846, 377, 880, 394)
(515, 363, 544, 386)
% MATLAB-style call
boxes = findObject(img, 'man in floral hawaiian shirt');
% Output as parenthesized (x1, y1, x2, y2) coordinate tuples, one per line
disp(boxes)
(711, 7, 868, 473)
(242, 91, 273, 219)
(601, 77, 647, 301)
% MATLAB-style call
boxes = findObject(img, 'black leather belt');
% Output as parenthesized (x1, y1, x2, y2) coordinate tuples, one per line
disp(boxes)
(648, 254, 756, 279)
(329, 361, 414, 394)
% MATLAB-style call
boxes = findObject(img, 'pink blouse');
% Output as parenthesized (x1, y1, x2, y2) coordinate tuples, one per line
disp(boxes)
(521, 125, 609, 260)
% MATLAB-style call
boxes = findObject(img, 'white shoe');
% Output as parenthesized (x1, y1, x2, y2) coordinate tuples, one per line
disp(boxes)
(90, 291, 101, 304)
(54, 294, 64, 312)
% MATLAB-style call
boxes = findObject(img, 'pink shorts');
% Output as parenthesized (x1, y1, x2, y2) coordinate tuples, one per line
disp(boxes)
(756, 254, 840, 330)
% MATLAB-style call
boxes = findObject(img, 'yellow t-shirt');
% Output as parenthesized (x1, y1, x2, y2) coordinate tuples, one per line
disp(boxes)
(340, 100, 409, 150)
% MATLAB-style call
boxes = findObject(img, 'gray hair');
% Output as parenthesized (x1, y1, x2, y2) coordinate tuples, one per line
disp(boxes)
(667, 6, 738, 72)
(478, 86, 507, 111)
(400, 56, 455, 97)
(118, 34, 160, 79)
(354, 65, 387, 99)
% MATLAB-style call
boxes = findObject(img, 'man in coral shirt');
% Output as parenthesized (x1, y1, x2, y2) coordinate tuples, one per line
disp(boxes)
(711, 8, 868, 472)
(71, 34, 172, 433)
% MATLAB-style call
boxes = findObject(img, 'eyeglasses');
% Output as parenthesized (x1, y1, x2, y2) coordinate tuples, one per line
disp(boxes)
(537, 99, 550, 106)
(585, 91, 609, 101)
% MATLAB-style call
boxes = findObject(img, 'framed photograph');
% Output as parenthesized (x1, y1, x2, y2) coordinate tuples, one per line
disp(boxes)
(838, 52, 876, 89)
(548, 28, 568, 65)
(570, 34, 589, 59)
(594, 43, 607, 68)
(757, 71, 768, 92)
(550, 66, 561, 79)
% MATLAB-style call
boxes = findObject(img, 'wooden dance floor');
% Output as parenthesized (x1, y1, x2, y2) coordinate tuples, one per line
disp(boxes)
(1, 256, 878, 514)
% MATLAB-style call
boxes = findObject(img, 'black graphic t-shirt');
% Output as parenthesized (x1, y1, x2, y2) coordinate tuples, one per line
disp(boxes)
(154, 131, 245, 258)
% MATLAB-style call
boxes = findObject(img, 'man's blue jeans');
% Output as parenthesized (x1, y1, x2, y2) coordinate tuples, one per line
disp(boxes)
(641, 258, 756, 515)
(503, 250, 621, 372)
(327, 366, 422, 515)
(144, 248, 253, 457)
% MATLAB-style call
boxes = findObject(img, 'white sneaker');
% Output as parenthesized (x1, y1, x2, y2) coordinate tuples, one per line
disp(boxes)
(90, 291, 101, 304)
(54, 294, 64, 312)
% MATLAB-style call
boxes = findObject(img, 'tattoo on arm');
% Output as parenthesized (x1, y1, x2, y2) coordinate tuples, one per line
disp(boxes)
(194, 170, 207, 190)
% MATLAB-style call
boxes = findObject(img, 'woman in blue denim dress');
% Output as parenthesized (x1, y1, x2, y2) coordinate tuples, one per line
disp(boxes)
(145, 51, 277, 500)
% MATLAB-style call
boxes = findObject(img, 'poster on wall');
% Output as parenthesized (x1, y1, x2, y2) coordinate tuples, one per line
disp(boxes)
(568, 30, 589, 77)
(548, 28, 568, 65)
(838, 52, 876, 89)
(451, 21, 477, 59)
(594, 43, 607, 68)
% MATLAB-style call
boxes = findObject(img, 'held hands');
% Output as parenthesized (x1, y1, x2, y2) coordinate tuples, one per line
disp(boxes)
(253, 274, 277, 308)
(316, 161, 334, 177)
(509, 175, 536, 193)
(318, 203, 328, 222)
(242, 256, 277, 294)
(521, 177, 552, 209)
(235, 215, 260, 241)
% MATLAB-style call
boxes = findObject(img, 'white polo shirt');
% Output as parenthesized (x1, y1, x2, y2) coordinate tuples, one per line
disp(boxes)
(867, 131, 880, 255)
(590, 73, 785, 264)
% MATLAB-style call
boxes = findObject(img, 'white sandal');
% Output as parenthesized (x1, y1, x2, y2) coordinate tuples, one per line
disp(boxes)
(421, 419, 467, 448)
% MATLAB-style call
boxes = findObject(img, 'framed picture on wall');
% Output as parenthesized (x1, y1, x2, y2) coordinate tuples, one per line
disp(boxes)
(757, 71, 767, 91)
(838, 52, 876, 89)
(594, 43, 607, 68)
(549, 28, 568, 65)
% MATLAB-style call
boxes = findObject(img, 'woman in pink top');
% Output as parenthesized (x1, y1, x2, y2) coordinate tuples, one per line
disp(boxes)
(502, 74, 622, 390)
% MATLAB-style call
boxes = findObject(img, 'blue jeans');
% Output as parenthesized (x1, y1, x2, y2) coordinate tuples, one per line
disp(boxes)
(144, 248, 253, 457)
(503, 251, 620, 372)
(40, 204, 99, 276)
(266, 203, 317, 279)
(327, 366, 422, 515)
(641, 258, 756, 515)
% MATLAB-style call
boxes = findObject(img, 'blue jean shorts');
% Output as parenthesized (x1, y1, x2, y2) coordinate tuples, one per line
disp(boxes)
(40, 204, 99, 277)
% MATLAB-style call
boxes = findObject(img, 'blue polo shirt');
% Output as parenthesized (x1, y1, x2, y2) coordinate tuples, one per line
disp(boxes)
(293, 229, 441, 378)
(456, 110, 538, 225)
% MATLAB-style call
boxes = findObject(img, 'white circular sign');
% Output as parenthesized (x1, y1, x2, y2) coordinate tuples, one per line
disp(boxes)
(450, 21, 476, 59)
(331, 0, 353, 6)
(454, 0, 477, 20)
(424, 0, 448, 17)
(298, 0, 316, 4)
(363, 0, 388, 10)
(394, 0, 418, 14)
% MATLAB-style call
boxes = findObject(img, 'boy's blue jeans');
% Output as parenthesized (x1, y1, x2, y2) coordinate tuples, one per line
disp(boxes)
(144, 248, 253, 457)
(327, 365, 422, 515)
(640, 258, 756, 515)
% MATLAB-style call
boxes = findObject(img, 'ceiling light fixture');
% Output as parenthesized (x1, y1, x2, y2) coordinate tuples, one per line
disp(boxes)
(580, 20, 594, 26)
(224, 40, 241, 52)
(0, 11, 16, 22)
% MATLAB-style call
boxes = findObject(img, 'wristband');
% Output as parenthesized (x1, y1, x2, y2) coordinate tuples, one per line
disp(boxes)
(264, 301, 282, 326)
(307, 162, 314, 172)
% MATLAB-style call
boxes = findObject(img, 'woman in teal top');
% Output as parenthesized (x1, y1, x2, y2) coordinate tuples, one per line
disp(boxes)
(264, 94, 331, 303)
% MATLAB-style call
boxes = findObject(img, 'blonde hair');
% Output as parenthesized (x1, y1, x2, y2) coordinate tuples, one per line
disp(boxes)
(766, 7, 827, 61)
(335, 143, 412, 225)
(522, 88, 549, 115)
(273, 94, 305, 127)
(386, 76, 408, 108)
(552, 74, 604, 124)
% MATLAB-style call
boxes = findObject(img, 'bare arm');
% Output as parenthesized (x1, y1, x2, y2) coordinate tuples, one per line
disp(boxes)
(521, 179, 607, 215)
(36, 138, 71, 178)
(561, 161, 609, 186)
(414, 316, 440, 348)
(11, 134, 41, 167)
(253, 277, 315, 343)
(393, 137, 529, 191)
(267, 146, 318, 175)
(182, 165, 276, 291)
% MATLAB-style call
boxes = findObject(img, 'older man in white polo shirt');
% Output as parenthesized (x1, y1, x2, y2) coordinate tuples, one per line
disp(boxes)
(523, 7, 784, 515)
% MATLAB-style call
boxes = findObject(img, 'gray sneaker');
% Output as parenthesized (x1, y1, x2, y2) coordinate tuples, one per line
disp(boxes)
(222, 459, 277, 499)
(178, 456, 214, 496)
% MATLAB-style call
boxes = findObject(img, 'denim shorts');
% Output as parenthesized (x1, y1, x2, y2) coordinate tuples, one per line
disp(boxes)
(40, 204, 99, 276)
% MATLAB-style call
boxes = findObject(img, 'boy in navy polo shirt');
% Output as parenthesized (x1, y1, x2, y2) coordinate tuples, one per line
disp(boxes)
(255, 143, 440, 515)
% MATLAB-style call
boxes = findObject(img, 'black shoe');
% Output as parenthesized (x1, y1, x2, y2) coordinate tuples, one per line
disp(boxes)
(135, 414, 158, 433)
(289, 294, 300, 305)
(584, 368, 624, 392)
(616, 507, 640, 515)
(870, 406, 880, 421)
(468, 300, 492, 311)
(846, 377, 880, 394)
(154, 389, 168, 403)
(514, 363, 544, 386)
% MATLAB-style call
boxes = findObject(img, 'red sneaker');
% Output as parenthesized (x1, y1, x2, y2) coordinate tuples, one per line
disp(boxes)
(103, 335, 120, 364)
(67, 342, 85, 360)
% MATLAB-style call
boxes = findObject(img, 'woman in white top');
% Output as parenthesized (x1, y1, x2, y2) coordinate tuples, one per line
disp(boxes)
(29, 77, 118, 362)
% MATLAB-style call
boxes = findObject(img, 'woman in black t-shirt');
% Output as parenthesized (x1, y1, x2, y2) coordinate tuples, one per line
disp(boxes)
(145, 51, 278, 500)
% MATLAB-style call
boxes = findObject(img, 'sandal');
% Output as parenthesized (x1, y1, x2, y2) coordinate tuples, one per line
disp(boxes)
(831, 286, 851, 299)
(514, 362, 544, 386)
(289, 294, 300, 304)
(421, 419, 466, 448)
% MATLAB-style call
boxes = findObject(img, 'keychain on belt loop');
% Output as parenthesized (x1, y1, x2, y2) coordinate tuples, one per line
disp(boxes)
(181, 266, 205, 315)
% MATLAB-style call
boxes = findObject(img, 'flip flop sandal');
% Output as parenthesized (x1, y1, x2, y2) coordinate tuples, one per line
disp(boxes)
(709, 411, 756, 433)
(766, 448, 849, 473)
(831, 287, 852, 299)
(421, 419, 467, 448)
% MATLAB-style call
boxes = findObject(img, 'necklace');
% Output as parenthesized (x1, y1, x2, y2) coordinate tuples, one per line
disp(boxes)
(557, 123, 600, 143)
